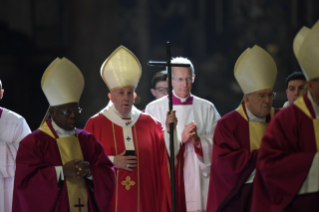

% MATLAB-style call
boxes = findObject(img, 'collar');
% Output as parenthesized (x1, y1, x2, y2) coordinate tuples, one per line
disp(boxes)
(245, 104, 266, 123)
(51, 119, 76, 137)
(283, 101, 289, 108)
(308, 91, 319, 118)
(101, 104, 142, 127)
(171, 91, 193, 105)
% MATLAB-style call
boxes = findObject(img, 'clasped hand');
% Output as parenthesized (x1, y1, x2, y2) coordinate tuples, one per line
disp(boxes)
(182, 121, 200, 145)
(63, 159, 90, 178)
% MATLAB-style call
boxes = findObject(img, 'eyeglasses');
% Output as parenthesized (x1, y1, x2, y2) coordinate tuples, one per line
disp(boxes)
(252, 92, 277, 101)
(53, 107, 83, 116)
(173, 77, 193, 83)
(155, 87, 168, 93)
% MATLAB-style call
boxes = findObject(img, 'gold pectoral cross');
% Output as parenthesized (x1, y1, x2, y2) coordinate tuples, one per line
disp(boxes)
(121, 176, 136, 190)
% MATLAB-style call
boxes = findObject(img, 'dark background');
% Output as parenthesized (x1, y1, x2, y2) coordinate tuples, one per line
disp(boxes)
(0, 0, 318, 130)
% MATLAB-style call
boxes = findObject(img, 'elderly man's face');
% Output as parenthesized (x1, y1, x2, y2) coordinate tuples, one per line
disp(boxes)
(110, 87, 135, 116)
(50, 102, 80, 131)
(172, 67, 193, 98)
(286, 79, 306, 105)
(244, 89, 274, 118)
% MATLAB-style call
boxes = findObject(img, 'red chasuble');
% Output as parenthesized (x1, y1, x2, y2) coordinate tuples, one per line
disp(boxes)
(12, 120, 115, 212)
(85, 112, 174, 212)
(206, 104, 279, 212)
(251, 94, 319, 212)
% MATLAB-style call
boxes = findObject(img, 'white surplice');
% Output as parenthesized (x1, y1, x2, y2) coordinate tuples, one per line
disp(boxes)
(145, 93, 220, 212)
(0, 108, 31, 212)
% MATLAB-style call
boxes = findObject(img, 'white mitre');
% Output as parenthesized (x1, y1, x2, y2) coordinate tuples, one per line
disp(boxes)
(293, 20, 319, 81)
(41, 57, 84, 106)
(234, 45, 277, 94)
(100, 45, 142, 91)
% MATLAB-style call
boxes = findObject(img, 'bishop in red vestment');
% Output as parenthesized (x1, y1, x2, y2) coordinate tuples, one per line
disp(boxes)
(251, 20, 319, 212)
(13, 120, 115, 212)
(207, 45, 278, 212)
(85, 46, 180, 212)
(12, 57, 115, 212)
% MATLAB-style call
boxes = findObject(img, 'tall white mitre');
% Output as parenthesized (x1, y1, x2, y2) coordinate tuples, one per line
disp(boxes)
(234, 45, 277, 94)
(41, 57, 85, 106)
(293, 20, 319, 80)
(100, 45, 142, 91)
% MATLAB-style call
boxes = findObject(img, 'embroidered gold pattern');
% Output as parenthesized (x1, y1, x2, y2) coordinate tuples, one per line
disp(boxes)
(121, 176, 136, 190)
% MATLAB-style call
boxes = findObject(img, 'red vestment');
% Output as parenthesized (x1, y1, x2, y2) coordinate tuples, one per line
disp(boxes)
(12, 120, 115, 212)
(85, 112, 175, 212)
(251, 94, 319, 212)
(206, 104, 279, 212)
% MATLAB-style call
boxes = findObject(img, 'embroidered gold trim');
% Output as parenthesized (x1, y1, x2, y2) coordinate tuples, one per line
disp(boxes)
(39, 123, 88, 212)
(133, 125, 140, 212)
(294, 96, 319, 151)
(112, 122, 119, 212)
(249, 122, 267, 151)
(294, 96, 312, 119)
(236, 104, 248, 121)
(38, 121, 55, 139)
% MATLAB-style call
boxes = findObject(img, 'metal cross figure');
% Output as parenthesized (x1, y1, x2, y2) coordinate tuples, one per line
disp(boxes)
(74, 198, 85, 212)
(148, 42, 190, 212)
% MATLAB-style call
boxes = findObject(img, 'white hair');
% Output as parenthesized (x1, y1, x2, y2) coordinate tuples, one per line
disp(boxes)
(170, 57, 195, 77)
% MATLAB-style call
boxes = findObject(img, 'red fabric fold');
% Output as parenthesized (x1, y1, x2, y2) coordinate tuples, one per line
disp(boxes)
(251, 95, 317, 212)
(85, 113, 186, 212)
(207, 105, 279, 212)
(12, 120, 115, 212)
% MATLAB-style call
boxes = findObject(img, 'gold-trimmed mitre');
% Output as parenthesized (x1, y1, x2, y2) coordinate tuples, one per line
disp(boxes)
(293, 20, 319, 80)
(100, 46, 142, 91)
(41, 57, 84, 106)
(234, 45, 277, 94)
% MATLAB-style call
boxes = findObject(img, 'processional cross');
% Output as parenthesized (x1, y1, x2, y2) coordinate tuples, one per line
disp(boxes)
(74, 198, 85, 212)
(148, 42, 190, 212)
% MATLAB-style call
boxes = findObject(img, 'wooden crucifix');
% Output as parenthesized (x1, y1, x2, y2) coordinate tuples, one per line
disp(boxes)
(148, 42, 190, 212)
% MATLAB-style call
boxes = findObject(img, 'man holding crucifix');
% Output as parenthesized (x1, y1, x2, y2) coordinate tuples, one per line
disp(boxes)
(146, 57, 221, 212)
(12, 57, 115, 212)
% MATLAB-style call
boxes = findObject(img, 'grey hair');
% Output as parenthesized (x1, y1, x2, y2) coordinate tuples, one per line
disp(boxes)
(169, 57, 195, 77)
